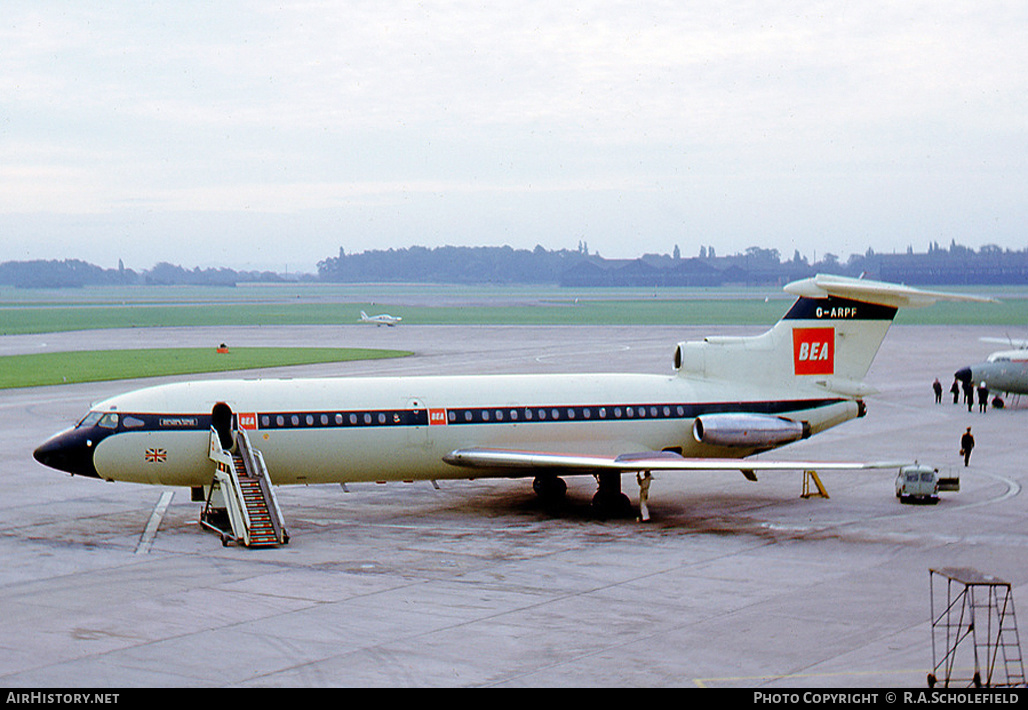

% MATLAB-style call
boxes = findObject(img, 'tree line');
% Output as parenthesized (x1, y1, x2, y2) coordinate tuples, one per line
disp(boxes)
(3, 240, 1027, 288)
(0, 259, 293, 288)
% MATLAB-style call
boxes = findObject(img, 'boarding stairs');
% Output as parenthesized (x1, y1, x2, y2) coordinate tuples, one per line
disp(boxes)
(202, 427, 289, 548)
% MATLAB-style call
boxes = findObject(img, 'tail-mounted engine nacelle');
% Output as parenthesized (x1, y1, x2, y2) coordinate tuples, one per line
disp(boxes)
(692, 413, 810, 448)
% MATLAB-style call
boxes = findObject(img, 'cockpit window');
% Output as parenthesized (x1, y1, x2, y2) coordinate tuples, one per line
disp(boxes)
(77, 411, 103, 429)
(97, 413, 120, 429)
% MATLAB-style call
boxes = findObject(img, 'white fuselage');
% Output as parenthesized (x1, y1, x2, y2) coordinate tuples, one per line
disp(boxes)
(84, 373, 856, 487)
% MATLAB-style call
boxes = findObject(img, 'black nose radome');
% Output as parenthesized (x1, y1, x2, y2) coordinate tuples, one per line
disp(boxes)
(954, 367, 972, 383)
(33, 429, 100, 478)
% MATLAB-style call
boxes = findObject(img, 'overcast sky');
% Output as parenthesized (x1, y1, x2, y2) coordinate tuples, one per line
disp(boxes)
(2, 2, 1026, 273)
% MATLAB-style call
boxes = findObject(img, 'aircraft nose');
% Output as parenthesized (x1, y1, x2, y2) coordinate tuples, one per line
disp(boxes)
(33, 428, 100, 478)
(954, 367, 973, 383)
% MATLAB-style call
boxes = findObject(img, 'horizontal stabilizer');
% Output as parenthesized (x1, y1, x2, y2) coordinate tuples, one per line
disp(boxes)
(981, 337, 1028, 349)
(443, 447, 907, 473)
(784, 274, 997, 308)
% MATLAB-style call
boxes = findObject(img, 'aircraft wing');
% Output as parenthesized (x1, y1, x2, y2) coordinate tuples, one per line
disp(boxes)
(443, 448, 906, 473)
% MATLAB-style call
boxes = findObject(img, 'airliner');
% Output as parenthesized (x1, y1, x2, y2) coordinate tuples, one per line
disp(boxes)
(955, 337, 1028, 403)
(34, 275, 991, 521)
(360, 310, 402, 326)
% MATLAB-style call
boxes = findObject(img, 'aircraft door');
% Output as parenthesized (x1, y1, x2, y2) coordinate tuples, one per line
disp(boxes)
(406, 397, 429, 448)
(212, 402, 235, 451)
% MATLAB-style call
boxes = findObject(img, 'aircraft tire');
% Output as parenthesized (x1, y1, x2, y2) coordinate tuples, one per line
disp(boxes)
(532, 475, 567, 503)
(591, 490, 633, 519)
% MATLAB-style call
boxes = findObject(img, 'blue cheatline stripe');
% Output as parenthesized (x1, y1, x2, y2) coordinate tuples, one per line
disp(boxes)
(99, 398, 848, 433)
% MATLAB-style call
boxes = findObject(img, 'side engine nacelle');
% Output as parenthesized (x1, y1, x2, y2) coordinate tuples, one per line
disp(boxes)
(692, 413, 810, 448)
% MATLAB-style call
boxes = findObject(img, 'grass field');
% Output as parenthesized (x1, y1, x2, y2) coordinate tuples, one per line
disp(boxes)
(0, 347, 410, 389)
(1, 282, 1023, 389)
(2, 282, 1024, 334)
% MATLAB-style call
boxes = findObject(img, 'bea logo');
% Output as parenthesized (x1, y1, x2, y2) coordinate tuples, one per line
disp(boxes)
(793, 327, 834, 375)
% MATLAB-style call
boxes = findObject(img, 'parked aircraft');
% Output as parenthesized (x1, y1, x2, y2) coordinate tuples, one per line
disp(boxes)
(360, 310, 402, 326)
(955, 337, 1028, 403)
(34, 275, 991, 532)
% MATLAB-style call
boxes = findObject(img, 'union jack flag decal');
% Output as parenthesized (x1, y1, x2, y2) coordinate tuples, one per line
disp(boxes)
(144, 448, 167, 463)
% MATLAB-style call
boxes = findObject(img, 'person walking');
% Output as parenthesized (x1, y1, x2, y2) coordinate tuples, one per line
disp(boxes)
(960, 427, 975, 467)
(933, 378, 943, 403)
(950, 378, 960, 404)
(977, 382, 989, 412)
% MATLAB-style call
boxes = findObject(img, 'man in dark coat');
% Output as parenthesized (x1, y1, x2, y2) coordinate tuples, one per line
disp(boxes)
(960, 427, 975, 467)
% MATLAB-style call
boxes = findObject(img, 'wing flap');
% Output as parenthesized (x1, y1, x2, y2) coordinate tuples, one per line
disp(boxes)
(443, 447, 905, 473)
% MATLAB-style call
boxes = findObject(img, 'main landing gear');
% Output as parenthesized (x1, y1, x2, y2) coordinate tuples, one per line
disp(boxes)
(532, 474, 567, 502)
(532, 472, 637, 519)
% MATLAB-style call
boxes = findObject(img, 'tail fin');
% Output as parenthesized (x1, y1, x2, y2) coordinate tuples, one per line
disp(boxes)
(675, 274, 993, 397)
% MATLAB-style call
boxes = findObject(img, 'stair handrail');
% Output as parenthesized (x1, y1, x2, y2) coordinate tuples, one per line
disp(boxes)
(236, 428, 288, 544)
(208, 427, 252, 545)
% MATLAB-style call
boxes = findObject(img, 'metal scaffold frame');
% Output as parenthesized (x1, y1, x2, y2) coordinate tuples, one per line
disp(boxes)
(929, 567, 1025, 688)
